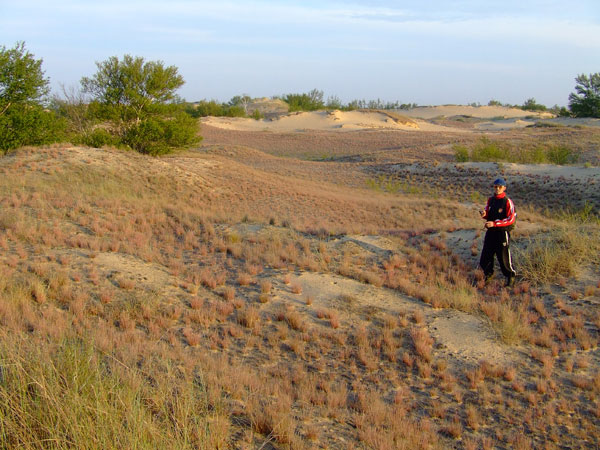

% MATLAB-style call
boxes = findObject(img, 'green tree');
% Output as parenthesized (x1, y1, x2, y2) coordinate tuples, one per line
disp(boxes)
(568, 73, 600, 118)
(326, 95, 342, 110)
(521, 98, 547, 112)
(0, 41, 64, 152)
(81, 55, 200, 155)
(229, 94, 251, 114)
(284, 89, 324, 112)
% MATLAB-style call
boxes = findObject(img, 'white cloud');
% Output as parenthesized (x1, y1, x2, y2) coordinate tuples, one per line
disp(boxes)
(6, 1, 599, 49)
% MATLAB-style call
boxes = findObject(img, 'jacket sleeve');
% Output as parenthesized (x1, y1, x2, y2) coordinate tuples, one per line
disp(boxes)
(494, 197, 516, 227)
(482, 198, 491, 219)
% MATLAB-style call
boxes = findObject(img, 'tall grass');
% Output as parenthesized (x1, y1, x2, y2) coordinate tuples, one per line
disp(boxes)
(0, 333, 227, 449)
(515, 224, 600, 284)
(454, 137, 579, 165)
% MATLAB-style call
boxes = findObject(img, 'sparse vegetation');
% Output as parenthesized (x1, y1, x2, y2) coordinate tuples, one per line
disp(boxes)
(0, 86, 599, 448)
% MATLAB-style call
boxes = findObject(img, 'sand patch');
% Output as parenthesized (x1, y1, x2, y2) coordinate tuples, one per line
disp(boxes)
(93, 252, 174, 292)
(272, 271, 514, 364)
(278, 272, 423, 320)
(336, 235, 398, 255)
(430, 310, 515, 364)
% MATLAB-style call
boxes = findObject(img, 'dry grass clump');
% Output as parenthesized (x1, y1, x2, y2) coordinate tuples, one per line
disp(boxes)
(259, 279, 272, 293)
(282, 307, 308, 332)
(515, 224, 600, 284)
(237, 305, 260, 329)
(409, 326, 433, 362)
(0, 332, 228, 449)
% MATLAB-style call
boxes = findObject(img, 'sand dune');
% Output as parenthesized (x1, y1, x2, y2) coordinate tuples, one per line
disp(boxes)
(202, 105, 600, 133)
(400, 104, 554, 120)
(203, 109, 465, 133)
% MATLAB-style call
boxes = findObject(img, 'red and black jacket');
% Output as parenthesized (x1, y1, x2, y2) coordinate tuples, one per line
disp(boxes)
(483, 192, 516, 230)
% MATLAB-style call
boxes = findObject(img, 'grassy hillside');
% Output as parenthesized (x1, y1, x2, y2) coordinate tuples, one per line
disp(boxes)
(0, 141, 599, 449)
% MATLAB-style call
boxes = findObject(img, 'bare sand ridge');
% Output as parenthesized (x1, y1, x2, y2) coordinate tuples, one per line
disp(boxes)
(203, 104, 600, 133)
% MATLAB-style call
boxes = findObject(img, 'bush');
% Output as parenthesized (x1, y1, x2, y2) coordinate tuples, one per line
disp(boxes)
(122, 112, 200, 156)
(0, 42, 65, 152)
(224, 105, 246, 117)
(521, 98, 547, 112)
(188, 100, 248, 118)
(189, 100, 223, 117)
(284, 89, 324, 112)
(546, 145, 579, 165)
(0, 105, 65, 153)
(81, 55, 200, 155)
(469, 137, 509, 161)
(516, 225, 599, 284)
(81, 128, 118, 148)
(453, 145, 469, 162)
(250, 109, 264, 120)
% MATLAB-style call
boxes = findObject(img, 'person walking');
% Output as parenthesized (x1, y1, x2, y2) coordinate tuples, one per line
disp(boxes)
(479, 177, 517, 287)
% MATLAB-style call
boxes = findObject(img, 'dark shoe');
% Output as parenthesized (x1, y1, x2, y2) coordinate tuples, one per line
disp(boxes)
(505, 277, 515, 288)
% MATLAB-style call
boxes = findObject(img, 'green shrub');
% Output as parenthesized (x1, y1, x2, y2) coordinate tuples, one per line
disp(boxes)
(522, 146, 547, 164)
(188, 101, 248, 118)
(546, 145, 578, 165)
(453, 144, 469, 162)
(122, 113, 200, 156)
(284, 89, 324, 112)
(81, 128, 118, 148)
(224, 105, 246, 117)
(0, 105, 65, 153)
(81, 55, 200, 155)
(470, 137, 509, 161)
(521, 98, 547, 112)
(0, 42, 66, 152)
(189, 100, 223, 117)
(250, 109, 264, 120)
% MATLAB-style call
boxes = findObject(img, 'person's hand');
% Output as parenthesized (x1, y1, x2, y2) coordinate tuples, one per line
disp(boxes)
(485, 221, 494, 228)
(479, 210, 486, 218)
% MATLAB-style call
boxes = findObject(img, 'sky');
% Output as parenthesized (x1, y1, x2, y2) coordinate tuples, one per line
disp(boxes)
(1, 0, 599, 107)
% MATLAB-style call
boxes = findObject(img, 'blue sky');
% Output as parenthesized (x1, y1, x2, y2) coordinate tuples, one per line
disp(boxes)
(1, 0, 599, 106)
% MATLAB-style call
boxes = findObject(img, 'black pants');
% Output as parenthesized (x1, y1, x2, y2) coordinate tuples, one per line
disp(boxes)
(480, 228, 516, 279)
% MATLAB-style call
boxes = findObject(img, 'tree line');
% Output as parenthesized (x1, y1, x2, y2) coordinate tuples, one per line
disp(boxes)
(1, 41, 599, 155)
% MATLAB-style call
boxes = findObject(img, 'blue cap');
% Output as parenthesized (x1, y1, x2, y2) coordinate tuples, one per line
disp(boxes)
(493, 178, 507, 186)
